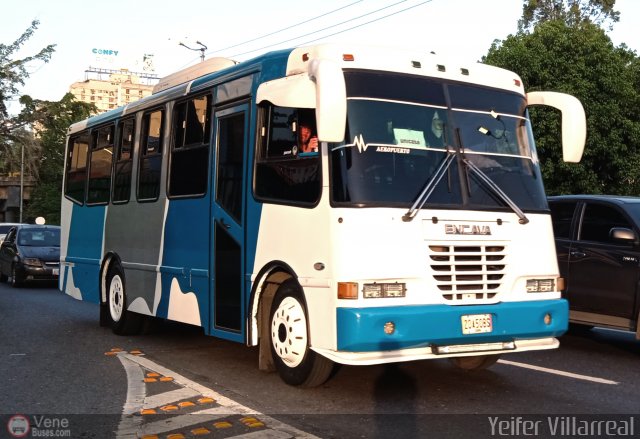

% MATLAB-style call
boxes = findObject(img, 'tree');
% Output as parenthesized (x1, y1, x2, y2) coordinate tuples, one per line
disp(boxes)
(1, 20, 55, 139)
(1, 21, 56, 222)
(24, 94, 95, 224)
(518, 0, 620, 32)
(484, 4, 640, 195)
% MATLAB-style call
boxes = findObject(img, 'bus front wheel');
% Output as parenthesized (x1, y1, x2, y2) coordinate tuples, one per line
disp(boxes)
(106, 264, 142, 335)
(269, 281, 334, 387)
(450, 354, 500, 371)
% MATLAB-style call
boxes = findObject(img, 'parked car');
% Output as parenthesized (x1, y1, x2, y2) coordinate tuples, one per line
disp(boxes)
(0, 224, 61, 287)
(0, 222, 23, 244)
(548, 195, 640, 336)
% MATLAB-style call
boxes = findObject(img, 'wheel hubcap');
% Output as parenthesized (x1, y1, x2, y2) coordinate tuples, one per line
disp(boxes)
(271, 296, 308, 368)
(109, 275, 124, 322)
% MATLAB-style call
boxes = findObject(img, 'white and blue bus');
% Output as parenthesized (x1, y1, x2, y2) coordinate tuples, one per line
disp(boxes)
(61, 44, 586, 387)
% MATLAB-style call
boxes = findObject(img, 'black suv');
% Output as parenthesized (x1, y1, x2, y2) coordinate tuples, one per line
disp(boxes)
(548, 195, 640, 336)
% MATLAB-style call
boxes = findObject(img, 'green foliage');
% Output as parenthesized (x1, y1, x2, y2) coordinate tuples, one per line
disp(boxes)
(1, 20, 94, 224)
(484, 19, 640, 195)
(519, 0, 620, 32)
(24, 94, 95, 224)
(0, 20, 55, 137)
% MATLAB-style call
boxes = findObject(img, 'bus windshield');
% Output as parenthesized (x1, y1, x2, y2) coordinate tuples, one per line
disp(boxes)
(330, 71, 547, 212)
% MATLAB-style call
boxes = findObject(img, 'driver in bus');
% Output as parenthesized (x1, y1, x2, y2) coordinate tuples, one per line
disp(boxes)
(299, 121, 318, 153)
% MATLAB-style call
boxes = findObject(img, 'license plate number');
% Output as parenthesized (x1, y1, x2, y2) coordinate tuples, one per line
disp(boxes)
(461, 314, 493, 334)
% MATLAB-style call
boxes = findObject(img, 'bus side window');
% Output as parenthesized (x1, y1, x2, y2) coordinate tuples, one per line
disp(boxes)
(138, 109, 164, 201)
(113, 117, 135, 203)
(65, 132, 90, 204)
(254, 105, 320, 205)
(169, 94, 211, 197)
(87, 124, 114, 204)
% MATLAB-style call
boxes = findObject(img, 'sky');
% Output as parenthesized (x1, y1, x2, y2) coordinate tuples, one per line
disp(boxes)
(2, 0, 639, 115)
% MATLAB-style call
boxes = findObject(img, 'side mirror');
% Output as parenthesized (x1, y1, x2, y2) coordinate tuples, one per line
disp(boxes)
(610, 227, 638, 243)
(308, 58, 347, 143)
(526, 91, 586, 163)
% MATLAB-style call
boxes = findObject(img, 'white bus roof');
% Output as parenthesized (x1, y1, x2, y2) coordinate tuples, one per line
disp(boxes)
(287, 44, 525, 95)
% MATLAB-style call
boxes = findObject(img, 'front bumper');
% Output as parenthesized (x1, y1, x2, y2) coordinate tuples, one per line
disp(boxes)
(319, 299, 567, 365)
(17, 264, 60, 281)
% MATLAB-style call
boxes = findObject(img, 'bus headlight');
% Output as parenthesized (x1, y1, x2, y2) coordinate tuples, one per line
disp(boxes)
(526, 278, 555, 293)
(363, 282, 406, 298)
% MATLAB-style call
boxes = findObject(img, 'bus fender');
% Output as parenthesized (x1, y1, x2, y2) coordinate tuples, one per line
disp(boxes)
(249, 263, 297, 372)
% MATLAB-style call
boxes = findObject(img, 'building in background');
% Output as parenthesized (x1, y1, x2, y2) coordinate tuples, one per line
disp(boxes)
(69, 67, 158, 113)
(0, 54, 160, 223)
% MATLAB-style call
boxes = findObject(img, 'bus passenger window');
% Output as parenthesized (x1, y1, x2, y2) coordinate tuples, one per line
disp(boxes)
(87, 124, 114, 204)
(113, 117, 135, 203)
(65, 132, 90, 204)
(254, 105, 320, 205)
(169, 94, 211, 197)
(138, 109, 164, 201)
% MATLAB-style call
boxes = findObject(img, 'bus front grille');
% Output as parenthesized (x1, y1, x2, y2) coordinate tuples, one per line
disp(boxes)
(428, 244, 506, 302)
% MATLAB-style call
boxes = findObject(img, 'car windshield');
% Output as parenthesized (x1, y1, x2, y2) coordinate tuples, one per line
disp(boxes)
(330, 70, 547, 213)
(18, 229, 60, 247)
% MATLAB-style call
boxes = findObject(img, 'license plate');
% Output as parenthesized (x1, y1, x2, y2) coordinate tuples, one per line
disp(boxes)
(461, 314, 493, 335)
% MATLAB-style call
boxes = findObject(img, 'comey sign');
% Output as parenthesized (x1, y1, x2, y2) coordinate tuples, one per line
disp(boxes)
(92, 48, 119, 56)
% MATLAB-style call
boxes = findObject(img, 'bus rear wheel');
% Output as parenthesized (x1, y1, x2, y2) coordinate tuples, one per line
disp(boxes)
(106, 263, 142, 335)
(269, 281, 335, 387)
(450, 354, 500, 371)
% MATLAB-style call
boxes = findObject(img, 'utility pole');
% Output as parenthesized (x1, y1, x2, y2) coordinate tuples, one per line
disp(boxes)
(179, 41, 208, 62)
(19, 142, 24, 223)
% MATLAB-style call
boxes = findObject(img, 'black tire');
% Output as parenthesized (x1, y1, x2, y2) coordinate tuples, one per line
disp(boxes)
(9, 264, 23, 288)
(269, 280, 335, 387)
(450, 354, 500, 371)
(106, 263, 142, 335)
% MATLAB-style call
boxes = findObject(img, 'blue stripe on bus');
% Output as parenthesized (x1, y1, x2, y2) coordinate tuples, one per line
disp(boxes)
(336, 299, 568, 352)
(67, 203, 106, 303)
(158, 197, 211, 325)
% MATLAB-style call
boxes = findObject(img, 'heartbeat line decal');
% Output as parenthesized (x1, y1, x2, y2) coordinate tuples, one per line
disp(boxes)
(347, 135, 411, 154)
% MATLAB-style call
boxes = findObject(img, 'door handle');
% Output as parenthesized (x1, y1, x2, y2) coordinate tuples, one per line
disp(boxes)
(570, 250, 586, 258)
(220, 218, 231, 229)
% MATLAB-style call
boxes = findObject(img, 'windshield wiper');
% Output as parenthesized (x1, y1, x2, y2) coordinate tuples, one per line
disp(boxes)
(463, 158, 529, 224)
(402, 152, 456, 222)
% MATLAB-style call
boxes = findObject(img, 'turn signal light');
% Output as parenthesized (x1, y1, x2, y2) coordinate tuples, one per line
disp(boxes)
(338, 282, 358, 299)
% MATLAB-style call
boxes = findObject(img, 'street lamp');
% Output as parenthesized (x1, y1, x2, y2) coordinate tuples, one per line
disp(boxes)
(179, 41, 207, 62)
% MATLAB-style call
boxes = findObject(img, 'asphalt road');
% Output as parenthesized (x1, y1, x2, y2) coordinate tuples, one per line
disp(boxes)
(1, 283, 638, 438)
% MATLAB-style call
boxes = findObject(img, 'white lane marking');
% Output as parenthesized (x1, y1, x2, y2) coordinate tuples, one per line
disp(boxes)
(118, 355, 146, 414)
(121, 352, 253, 414)
(143, 387, 200, 409)
(498, 359, 619, 385)
(116, 355, 146, 438)
(118, 352, 321, 439)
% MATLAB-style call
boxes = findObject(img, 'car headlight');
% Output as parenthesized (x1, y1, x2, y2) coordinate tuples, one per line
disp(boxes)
(22, 258, 42, 267)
